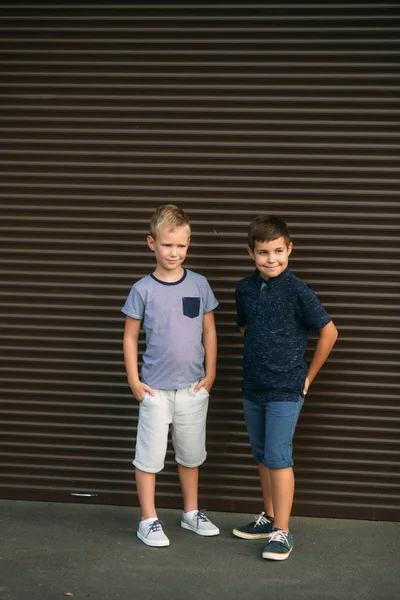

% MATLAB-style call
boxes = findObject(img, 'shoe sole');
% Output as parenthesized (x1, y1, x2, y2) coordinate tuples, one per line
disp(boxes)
(262, 548, 293, 561)
(137, 530, 170, 547)
(181, 521, 220, 536)
(232, 529, 272, 540)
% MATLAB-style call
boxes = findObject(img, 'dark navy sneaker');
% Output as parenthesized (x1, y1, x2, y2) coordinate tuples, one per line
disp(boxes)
(262, 529, 293, 560)
(232, 512, 274, 540)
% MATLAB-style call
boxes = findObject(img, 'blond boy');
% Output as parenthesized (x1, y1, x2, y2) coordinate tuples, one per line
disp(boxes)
(122, 205, 219, 547)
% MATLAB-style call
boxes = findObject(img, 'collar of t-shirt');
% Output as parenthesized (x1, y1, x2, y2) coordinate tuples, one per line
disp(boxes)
(256, 267, 290, 290)
(150, 269, 187, 286)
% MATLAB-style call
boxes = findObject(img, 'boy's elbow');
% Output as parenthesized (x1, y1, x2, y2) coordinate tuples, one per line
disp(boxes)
(328, 321, 338, 343)
(320, 320, 338, 343)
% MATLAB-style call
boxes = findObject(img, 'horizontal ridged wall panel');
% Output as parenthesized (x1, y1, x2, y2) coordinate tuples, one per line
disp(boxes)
(0, 2, 399, 520)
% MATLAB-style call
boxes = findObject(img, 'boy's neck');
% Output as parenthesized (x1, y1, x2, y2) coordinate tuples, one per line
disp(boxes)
(152, 265, 185, 283)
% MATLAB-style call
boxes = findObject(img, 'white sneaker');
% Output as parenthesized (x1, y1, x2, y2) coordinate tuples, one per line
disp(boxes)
(137, 519, 170, 547)
(181, 510, 220, 537)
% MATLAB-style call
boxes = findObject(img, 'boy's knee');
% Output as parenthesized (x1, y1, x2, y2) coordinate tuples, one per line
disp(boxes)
(263, 458, 294, 469)
(133, 456, 164, 473)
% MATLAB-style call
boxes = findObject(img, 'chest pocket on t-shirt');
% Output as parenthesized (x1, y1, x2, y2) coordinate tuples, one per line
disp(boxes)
(182, 297, 201, 319)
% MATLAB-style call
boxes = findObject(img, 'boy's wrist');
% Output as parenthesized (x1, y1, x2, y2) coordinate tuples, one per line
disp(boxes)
(204, 373, 216, 381)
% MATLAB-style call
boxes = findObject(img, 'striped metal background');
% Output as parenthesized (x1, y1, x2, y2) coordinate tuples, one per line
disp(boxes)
(0, 2, 399, 521)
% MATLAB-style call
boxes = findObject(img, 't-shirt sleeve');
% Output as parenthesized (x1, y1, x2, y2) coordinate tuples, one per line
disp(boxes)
(121, 284, 145, 320)
(297, 283, 332, 332)
(202, 279, 219, 313)
(235, 284, 247, 327)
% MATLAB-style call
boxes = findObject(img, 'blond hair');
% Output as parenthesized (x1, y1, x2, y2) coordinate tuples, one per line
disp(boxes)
(149, 204, 191, 239)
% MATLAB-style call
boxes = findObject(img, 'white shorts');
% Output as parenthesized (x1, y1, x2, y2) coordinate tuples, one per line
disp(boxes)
(133, 382, 210, 473)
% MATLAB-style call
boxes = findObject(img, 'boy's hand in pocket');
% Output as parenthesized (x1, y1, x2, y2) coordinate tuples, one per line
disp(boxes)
(130, 380, 155, 402)
(194, 376, 215, 393)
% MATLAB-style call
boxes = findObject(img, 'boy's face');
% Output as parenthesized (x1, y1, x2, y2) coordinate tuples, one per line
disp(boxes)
(147, 226, 190, 274)
(247, 236, 292, 280)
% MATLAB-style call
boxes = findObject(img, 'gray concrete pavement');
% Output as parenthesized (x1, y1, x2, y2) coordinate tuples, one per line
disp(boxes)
(0, 499, 399, 600)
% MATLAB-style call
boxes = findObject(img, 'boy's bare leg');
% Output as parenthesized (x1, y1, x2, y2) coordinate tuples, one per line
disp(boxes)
(258, 463, 275, 517)
(178, 464, 199, 512)
(269, 466, 294, 531)
(135, 467, 157, 520)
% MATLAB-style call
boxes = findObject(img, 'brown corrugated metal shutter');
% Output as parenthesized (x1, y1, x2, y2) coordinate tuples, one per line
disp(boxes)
(0, 2, 399, 521)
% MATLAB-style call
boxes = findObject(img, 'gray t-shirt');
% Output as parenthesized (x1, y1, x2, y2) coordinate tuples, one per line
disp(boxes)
(121, 269, 218, 389)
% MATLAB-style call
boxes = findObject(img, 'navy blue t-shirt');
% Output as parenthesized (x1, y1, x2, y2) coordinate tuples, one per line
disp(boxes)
(235, 268, 331, 402)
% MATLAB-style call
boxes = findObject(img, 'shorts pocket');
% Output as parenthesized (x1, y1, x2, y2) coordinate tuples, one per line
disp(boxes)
(196, 385, 210, 398)
(182, 296, 201, 319)
(142, 391, 158, 406)
(141, 391, 150, 405)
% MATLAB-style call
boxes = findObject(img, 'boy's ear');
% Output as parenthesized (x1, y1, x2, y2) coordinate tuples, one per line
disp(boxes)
(247, 246, 255, 260)
(147, 235, 155, 251)
(287, 242, 293, 256)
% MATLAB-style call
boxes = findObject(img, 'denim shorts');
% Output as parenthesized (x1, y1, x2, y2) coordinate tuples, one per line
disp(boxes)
(243, 394, 304, 469)
(133, 382, 209, 473)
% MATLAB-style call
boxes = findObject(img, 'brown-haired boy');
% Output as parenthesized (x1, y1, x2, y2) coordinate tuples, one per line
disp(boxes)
(233, 215, 338, 560)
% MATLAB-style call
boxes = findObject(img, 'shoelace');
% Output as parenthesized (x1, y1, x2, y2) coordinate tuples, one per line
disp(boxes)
(147, 519, 165, 534)
(195, 510, 210, 523)
(268, 530, 289, 545)
(254, 513, 270, 527)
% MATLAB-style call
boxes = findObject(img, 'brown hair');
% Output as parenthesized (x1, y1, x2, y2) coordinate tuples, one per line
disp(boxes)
(247, 215, 291, 250)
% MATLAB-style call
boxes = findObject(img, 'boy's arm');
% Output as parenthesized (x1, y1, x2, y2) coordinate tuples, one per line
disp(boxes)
(304, 320, 338, 394)
(235, 286, 247, 337)
(195, 310, 217, 393)
(123, 316, 154, 401)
